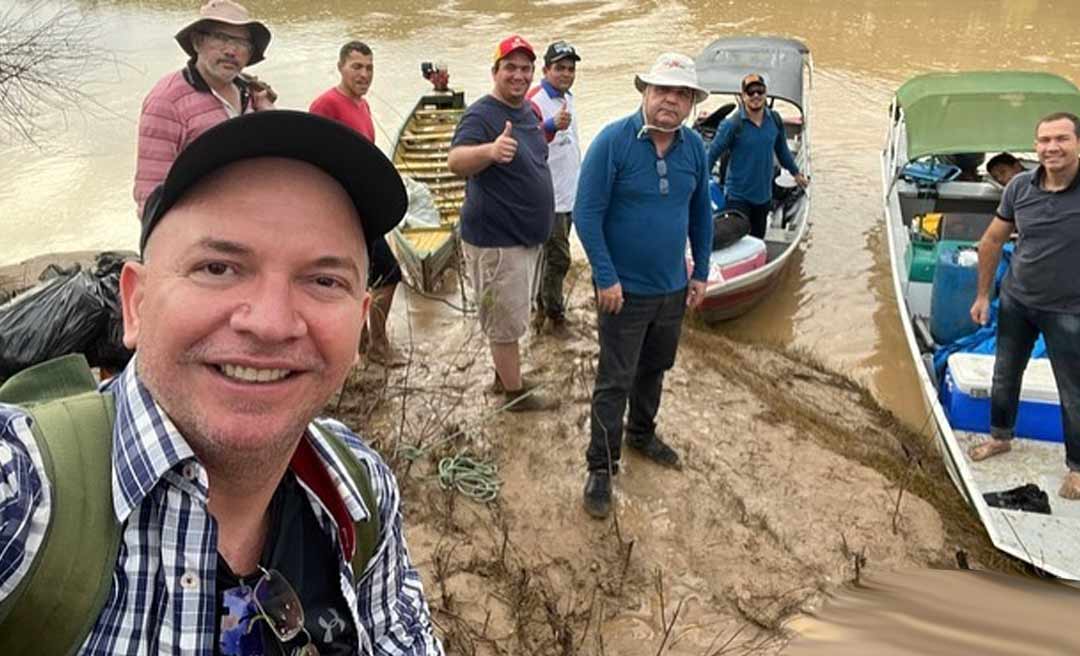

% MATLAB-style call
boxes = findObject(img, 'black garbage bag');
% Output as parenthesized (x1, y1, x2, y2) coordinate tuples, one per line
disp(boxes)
(0, 251, 135, 378)
(713, 209, 751, 250)
(84, 252, 134, 371)
(0, 269, 107, 378)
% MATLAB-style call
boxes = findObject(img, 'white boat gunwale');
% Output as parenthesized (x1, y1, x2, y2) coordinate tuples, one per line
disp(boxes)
(880, 72, 1080, 580)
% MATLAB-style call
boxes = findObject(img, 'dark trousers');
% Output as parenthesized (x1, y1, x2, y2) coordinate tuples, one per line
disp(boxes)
(991, 291, 1080, 471)
(725, 198, 771, 239)
(537, 212, 572, 319)
(587, 288, 686, 472)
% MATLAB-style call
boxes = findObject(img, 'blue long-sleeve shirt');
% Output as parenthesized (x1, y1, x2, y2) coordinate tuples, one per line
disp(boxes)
(707, 107, 799, 205)
(574, 110, 713, 295)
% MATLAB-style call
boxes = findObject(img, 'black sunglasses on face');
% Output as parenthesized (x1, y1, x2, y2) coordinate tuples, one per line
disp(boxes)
(744, 88, 766, 97)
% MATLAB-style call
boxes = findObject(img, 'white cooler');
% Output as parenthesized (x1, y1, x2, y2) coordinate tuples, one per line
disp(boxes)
(939, 352, 1062, 442)
(707, 236, 767, 283)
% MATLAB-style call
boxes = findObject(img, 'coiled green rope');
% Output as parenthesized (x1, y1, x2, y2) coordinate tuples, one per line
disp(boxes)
(437, 454, 501, 502)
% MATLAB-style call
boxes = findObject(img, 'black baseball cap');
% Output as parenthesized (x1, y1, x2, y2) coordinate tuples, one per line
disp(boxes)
(543, 40, 580, 65)
(139, 110, 407, 254)
(741, 73, 767, 92)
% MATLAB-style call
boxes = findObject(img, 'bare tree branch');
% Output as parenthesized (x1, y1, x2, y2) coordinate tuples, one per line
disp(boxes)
(0, 1, 120, 145)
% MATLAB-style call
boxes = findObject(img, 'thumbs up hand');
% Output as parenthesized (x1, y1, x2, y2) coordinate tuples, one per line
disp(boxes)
(491, 120, 518, 164)
(554, 99, 571, 131)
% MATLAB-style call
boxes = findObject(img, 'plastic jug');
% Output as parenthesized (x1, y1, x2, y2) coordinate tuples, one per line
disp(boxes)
(930, 246, 979, 344)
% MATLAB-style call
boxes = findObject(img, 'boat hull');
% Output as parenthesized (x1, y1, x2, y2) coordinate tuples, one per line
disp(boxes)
(690, 38, 813, 323)
(881, 74, 1080, 578)
(390, 91, 466, 293)
(696, 257, 786, 321)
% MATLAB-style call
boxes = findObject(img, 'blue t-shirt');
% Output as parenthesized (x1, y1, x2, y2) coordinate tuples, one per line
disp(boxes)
(574, 110, 713, 295)
(706, 107, 799, 205)
(451, 95, 555, 247)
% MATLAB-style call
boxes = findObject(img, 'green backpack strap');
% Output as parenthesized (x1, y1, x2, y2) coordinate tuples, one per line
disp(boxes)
(0, 357, 121, 656)
(0, 353, 98, 406)
(313, 425, 382, 582)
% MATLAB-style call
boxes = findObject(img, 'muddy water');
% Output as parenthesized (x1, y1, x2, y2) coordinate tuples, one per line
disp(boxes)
(786, 569, 1080, 655)
(5, 1, 1080, 430)
(4, 1, 1080, 426)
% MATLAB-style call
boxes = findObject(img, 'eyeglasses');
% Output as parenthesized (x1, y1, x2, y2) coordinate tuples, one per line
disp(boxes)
(744, 88, 766, 98)
(656, 158, 669, 195)
(198, 29, 254, 52)
(248, 567, 319, 655)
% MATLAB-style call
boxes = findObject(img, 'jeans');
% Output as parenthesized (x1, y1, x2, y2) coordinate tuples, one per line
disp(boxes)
(725, 198, 771, 239)
(991, 291, 1080, 471)
(587, 288, 686, 472)
(537, 212, 572, 319)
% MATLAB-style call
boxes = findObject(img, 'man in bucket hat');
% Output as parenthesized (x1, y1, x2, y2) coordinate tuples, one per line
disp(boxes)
(0, 111, 444, 654)
(706, 72, 808, 239)
(574, 53, 713, 518)
(133, 0, 277, 217)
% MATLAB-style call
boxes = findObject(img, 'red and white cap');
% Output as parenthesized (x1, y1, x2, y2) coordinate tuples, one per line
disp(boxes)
(493, 34, 536, 64)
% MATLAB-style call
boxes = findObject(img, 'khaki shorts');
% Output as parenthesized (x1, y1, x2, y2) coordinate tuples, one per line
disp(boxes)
(463, 242, 540, 343)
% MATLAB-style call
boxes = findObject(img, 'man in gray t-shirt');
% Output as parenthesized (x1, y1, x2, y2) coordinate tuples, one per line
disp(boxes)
(968, 112, 1080, 500)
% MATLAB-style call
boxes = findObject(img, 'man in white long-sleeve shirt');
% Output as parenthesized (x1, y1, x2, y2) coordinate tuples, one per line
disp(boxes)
(527, 41, 583, 336)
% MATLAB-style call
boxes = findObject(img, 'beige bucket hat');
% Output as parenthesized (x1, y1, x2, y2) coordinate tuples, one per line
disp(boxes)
(634, 52, 709, 103)
(175, 0, 271, 65)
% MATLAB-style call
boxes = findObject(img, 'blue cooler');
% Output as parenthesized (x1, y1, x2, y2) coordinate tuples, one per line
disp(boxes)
(939, 353, 1063, 442)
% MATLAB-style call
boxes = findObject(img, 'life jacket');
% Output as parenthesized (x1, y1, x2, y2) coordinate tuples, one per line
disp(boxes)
(0, 354, 380, 655)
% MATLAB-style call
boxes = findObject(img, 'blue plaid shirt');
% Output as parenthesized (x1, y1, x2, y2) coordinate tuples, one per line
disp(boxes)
(0, 361, 443, 655)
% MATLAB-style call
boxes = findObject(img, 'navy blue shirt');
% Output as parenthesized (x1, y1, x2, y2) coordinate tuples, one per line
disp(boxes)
(451, 95, 555, 247)
(706, 107, 799, 205)
(574, 110, 713, 295)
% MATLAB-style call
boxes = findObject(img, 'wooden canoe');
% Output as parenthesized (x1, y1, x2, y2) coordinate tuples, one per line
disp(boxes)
(389, 90, 467, 292)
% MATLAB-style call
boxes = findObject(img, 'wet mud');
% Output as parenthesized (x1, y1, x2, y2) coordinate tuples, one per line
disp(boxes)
(337, 267, 1029, 655)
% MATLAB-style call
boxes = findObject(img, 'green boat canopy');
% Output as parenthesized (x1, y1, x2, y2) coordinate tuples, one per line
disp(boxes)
(896, 71, 1080, 161)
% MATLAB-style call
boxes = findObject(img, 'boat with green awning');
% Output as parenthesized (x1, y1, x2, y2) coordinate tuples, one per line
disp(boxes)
(881, 70, 1080, 580)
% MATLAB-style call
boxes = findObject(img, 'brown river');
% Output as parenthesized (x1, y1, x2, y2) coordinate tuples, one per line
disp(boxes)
(2, 0, 1080, 648)
(5, 0, 1080, 428)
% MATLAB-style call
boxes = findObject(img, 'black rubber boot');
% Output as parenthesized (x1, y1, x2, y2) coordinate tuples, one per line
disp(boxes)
(583, 471, 612, 519)
(627, 433, 682, 470)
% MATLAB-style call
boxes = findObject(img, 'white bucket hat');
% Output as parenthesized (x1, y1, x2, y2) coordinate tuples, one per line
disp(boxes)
(634, 53, 709, 104)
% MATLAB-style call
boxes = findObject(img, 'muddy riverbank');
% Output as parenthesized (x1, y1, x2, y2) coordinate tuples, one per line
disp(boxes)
(338, 266, 1019, 654)
(0, 252, 1032, 652)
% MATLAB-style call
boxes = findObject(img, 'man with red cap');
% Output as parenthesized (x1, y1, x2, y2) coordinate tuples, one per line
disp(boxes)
(133, 0, 277, 218)
(448, 35, 559, 412)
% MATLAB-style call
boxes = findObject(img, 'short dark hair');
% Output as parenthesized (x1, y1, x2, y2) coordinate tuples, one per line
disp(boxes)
(986, 152, 1020, 171)
(491, 58, 533, 75)
(1036, 112, 1080, 137)
(339, 41, 372, 65)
